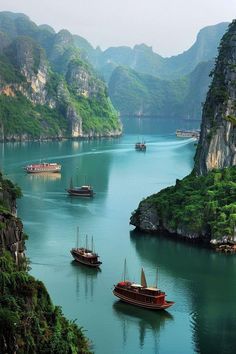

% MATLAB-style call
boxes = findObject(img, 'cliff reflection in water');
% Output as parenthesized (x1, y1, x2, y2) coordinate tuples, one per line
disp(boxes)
(71, 260, 101, 300)
(130, 230, 236, 354)
(113, 301, 173, 350)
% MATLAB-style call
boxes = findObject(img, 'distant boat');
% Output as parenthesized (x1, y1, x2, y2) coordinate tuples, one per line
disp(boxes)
(66, 177, 94, 197)
(113, 260, 174, 310)
(176, 129, 200, 139)
(135, 117, 146, 151)
(71, 227, 102, 268)
(24, 162, 61, 173)
(135, 142, 146, 151)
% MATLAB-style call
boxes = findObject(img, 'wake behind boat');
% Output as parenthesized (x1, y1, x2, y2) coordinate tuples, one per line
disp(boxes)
(113, 261, 174, 310)
(24, 162, 61, 173)
(71, 227, 102, 268)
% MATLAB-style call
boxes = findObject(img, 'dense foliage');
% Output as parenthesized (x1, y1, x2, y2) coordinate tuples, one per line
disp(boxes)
(108, 63, 213, 119)
(0, 252, 91, 354)
(0, 94, 68, 138)
(0, 172, 91, 353)
(144, 167, 236, 240)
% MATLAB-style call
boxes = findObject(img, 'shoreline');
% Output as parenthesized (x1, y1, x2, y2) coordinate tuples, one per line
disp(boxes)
(0, 132, 122, 143)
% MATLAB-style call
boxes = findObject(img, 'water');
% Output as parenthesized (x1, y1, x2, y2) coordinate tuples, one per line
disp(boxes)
(1, 118, 236, 354)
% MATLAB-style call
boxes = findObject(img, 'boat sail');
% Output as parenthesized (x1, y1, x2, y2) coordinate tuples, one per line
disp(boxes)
(70, 227, 102, 267)
(141, 267, 147, 288)
(113, 262, 174, 310)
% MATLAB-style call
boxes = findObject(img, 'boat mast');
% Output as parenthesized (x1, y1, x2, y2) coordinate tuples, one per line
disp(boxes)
(76, 226, 79, 249)
(155, 268, 158, 288)
(70, 177, 73, 189)
(91, 236, 94, 252)
(86, 234, 88, 250)
(123, 258, 127, 282)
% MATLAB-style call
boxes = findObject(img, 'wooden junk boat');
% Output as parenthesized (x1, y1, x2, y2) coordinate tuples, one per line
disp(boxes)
(135, 142, 146, 151)
(24, 162, 61, 174)
(113, 262, 174, 310)
(66, 178, 94, 197)
(71, 227, 102, 268)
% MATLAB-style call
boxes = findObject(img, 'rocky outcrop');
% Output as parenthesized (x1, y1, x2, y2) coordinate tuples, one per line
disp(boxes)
(195, 21, 236, 175)
(0, 173, 24, 263)
(130, 200, 207, 240)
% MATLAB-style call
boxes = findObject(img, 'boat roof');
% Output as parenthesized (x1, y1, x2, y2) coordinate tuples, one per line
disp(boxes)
(145, 287, 159, 291)
(131, 283, 143, 288)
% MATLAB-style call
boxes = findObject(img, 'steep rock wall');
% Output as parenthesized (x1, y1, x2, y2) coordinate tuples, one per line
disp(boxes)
(195, 21, 236, 175)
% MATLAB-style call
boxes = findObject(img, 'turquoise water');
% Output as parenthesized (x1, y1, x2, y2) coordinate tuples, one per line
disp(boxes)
(2, 118, 236, 354)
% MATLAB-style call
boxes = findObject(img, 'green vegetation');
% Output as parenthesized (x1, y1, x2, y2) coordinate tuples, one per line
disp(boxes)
(225, 114, 236, 126)
(0, 172, 91, 353)
(144, 167, 236, 240)
(0, 252, 91, 354)
(0, 93, 68, 138)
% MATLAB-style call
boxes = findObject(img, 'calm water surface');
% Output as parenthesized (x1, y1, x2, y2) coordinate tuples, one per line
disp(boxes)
(1, 118, 236, 354)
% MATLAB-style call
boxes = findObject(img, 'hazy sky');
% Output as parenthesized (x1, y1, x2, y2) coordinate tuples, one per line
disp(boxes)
(0, 0, 235, 56)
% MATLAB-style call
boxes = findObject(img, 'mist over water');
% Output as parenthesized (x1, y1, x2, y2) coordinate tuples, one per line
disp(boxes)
(2, 118, 236, 354)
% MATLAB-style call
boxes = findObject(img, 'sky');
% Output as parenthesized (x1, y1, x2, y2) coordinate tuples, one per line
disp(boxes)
(0, 0, 235, 57)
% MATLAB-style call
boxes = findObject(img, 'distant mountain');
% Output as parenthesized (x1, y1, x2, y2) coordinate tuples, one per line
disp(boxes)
(109, 61, 213, 119)
(79, 22, 228, 82)
(0, 11, 121, 141)
(70, 21, 228, 119)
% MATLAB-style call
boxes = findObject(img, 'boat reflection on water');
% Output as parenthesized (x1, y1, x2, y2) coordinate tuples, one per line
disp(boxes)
(71, 260, 101, 300)
(113, 301, 173, 349)
(27, 172, 61, 181)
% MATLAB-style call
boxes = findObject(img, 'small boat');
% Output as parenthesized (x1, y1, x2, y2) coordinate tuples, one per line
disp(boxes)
(24, 162, 61, 173)
(113, 261, 174, 310)
(135, 142, 146, 151)
(71, 227, 102, 267)
(66, 177, 94, 197)
(176, 129, 200, 139)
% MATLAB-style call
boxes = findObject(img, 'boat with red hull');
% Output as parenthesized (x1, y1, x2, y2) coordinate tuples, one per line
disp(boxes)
(24, 162, 61, 174)
(71, 228, 102, 268)
(113, 264, 174, 310)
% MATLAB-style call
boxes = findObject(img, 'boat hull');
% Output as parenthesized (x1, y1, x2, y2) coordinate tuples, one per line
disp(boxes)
(67, 190, 94, 197)
(113, 290, 174, 310)
(71, 251, 101, 267)
(26, 169, 61, 174)
(24, 163, 61, 174)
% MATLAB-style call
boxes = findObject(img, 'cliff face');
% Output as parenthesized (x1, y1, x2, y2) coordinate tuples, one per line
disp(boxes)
(195, 21, 236, 175)
(0, 173, 24, 264)
(0, 12, 121, 141)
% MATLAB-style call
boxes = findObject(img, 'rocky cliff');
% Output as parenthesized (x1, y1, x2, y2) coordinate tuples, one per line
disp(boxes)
(195, 20, 236, 175)
(130, 21, 236, 244)
(0, 172, 91, 353)
(0, 12, 121, 141)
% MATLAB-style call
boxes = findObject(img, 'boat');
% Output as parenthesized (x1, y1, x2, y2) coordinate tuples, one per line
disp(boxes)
(176, 129, 200, 139)
(113, 261, 174, 310)
(70, 227, 102, 267)
(135, 117, 147, 151)
(66, 177, 94, 197)
(24, 162, 61, 173)
(135, 142, 146, 151)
